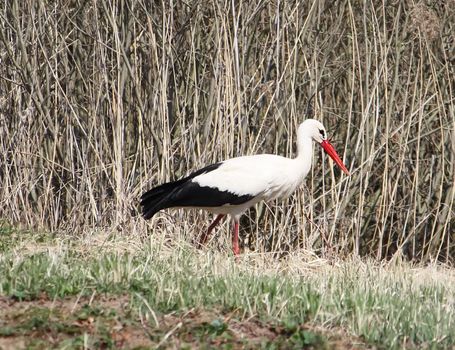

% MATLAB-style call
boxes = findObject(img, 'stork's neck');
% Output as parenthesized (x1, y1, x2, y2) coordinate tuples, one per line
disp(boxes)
(295, 134, 313, 178)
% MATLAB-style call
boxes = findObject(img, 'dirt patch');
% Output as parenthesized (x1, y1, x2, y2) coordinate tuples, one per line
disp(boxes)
(0, 294, 151, 349)
(0, 295, 372, 349)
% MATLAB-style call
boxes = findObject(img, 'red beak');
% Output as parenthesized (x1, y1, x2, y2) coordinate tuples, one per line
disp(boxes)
(320, 140, 350, 175)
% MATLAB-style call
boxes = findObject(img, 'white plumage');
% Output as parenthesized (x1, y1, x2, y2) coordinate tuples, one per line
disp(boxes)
(140, 119, 349, 255)
(195, 154, 302, 198)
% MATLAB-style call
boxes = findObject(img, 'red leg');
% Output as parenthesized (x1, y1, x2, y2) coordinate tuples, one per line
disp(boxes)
(232, 220, 240, 256)
(198, 214, 225, 247)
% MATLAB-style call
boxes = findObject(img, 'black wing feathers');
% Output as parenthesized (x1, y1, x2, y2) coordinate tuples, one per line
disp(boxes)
(140, 162, 254, 219)
(140, 163, 222, 204)
(162, 182, 254, 208)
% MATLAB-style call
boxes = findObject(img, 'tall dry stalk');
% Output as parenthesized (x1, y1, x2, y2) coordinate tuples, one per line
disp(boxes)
(0, 0, 453, 262)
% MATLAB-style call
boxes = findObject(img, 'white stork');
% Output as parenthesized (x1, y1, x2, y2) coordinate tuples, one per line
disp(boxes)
(140, 119, 349, 255)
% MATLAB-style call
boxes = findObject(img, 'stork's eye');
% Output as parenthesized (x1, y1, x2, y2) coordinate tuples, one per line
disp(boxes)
(319, 129, 326, 138)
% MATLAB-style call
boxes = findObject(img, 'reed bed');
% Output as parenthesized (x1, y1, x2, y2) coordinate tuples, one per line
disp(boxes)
(0, 0, 453, 262)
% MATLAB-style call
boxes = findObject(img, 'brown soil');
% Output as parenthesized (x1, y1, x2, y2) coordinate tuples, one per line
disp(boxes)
(0, 295, 372, 349)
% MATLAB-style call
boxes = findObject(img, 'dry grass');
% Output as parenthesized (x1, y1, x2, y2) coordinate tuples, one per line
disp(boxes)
(0, 0, 453, 262)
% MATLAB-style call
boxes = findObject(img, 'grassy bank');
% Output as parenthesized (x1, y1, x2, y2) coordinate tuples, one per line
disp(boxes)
(1, 224, 454, 349)
(1, 1, 453, 347)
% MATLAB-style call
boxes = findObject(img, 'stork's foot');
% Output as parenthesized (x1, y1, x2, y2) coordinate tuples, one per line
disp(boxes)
(196, 214, 225, 249)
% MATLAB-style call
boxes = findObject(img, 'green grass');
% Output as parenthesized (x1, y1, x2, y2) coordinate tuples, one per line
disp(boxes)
(1, 225, 454, 349)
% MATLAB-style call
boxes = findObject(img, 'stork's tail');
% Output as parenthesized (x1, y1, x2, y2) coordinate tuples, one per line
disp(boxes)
(140, 181, 182, 220)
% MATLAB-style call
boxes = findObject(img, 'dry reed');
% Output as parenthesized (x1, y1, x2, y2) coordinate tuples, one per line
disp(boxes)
(0, 0, 453, 262)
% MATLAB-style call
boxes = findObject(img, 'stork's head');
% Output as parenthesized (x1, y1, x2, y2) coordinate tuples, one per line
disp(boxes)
(299, 119, 327, 143)
(298, 119, 350, 175)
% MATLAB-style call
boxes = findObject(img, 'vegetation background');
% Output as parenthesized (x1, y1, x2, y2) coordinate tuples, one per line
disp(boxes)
(0, 0, 453, 262)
